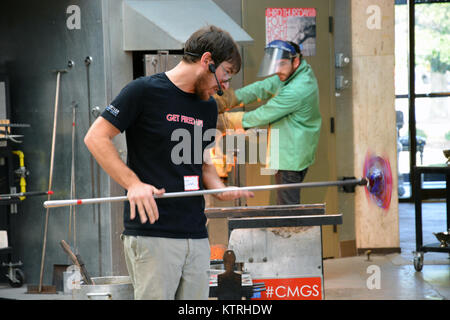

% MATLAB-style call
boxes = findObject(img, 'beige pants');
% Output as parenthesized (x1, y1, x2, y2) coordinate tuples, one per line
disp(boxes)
(122, 235, 210, 300)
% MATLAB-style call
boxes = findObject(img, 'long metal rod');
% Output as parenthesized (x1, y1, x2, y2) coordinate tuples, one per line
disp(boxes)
(0, 190, 52, 200)
(39, 70, 63, 292)
(0, 123, 31, 128)
(69, 102, 77, 251)
(408, 0, 417, 202)
(85, 56, 102, 275)
(44, 178, 367, 209)
(85, 56, 96, 224)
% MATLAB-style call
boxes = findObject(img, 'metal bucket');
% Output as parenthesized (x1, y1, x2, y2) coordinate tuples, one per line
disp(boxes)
(72, 276, 134, 300)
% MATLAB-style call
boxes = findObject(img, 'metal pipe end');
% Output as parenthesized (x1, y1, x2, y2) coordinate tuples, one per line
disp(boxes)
(359, 177, 369, 186)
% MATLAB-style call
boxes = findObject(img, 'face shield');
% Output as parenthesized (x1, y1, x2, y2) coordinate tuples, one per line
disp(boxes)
(257, 40, 298, 78)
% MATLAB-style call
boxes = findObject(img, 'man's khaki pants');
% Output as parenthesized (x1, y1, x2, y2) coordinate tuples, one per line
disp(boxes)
(122, 235, 210, 300)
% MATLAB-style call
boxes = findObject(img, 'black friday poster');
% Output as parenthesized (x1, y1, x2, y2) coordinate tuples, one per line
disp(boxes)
(265, 8, 317, 56)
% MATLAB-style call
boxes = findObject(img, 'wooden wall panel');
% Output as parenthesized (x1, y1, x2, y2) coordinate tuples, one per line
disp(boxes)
(351, 0, 399, 250)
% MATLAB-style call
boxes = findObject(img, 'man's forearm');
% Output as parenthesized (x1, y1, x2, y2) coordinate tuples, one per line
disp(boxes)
(202, 162, 254, 202)
(84, 117, 164, 224)
(202, 162, 226, 192)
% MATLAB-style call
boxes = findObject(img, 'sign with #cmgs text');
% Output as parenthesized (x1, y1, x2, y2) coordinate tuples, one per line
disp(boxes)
(251, 277, 322, 300)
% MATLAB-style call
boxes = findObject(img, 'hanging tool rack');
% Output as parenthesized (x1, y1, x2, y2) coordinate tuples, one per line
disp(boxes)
(0, 75, 28, 287)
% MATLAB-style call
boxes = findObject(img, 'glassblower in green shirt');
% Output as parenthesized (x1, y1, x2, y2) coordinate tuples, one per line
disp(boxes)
(215, 40, 322, 205)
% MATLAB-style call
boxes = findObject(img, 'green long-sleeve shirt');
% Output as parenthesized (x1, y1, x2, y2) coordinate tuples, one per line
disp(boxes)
(235, 59, 321, 171)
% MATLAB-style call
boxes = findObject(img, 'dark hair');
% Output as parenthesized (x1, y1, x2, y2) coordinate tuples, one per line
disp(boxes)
(183, 25, 241, 73)
(286, 41, 303, 60)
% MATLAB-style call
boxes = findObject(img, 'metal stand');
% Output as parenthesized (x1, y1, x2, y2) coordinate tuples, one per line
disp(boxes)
(205, 204, 342, 300)
(1, 261, 25, 287)
(413, 165, 450, 271)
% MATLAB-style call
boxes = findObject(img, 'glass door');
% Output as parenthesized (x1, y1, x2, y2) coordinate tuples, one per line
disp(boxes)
(395, 0, 450, 200)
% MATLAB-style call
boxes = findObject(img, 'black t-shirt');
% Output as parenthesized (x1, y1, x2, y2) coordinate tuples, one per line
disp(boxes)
(101, 73, 218, 239)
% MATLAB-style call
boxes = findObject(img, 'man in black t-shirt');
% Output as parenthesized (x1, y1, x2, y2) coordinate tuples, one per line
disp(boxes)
(84, 26, 253, 300)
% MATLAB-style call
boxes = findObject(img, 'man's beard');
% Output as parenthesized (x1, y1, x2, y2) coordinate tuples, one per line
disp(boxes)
(194, 73, 213, 101)
(277, 68, 294, 82)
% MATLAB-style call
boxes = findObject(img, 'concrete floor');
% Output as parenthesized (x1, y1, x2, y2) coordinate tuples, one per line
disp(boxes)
(323, 253, 449, 300)
(324, 202, 450, 300)
(0, 202, 448, 300)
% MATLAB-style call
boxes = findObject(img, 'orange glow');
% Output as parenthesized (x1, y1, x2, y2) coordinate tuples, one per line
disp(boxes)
(210, 244, 228, 260)
(209, 133, 234, 178)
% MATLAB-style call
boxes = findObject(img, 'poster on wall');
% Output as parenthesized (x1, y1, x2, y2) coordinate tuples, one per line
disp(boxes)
(265, 8, 317, 56)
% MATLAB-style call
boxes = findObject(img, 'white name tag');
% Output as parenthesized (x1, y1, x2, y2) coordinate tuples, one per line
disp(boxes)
(184, 175, 199, 191)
